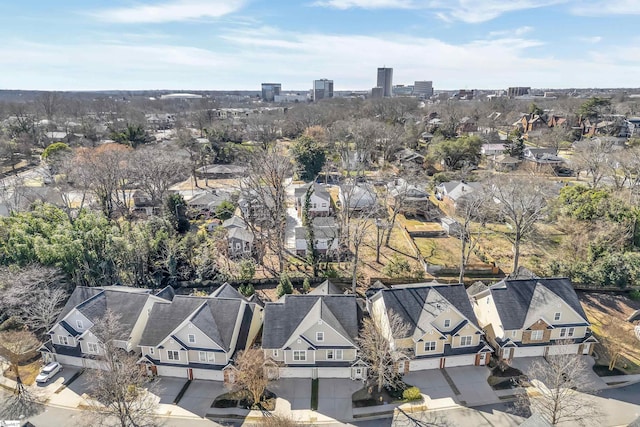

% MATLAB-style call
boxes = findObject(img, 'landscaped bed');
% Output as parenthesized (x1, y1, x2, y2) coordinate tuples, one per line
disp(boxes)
(592, 364, 626, 377)
(352, 384, 421, 408)
(487, 362, 527, 390)
(211, 389, 276, 411)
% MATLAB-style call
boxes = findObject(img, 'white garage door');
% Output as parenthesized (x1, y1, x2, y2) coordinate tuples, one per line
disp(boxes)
(410, 357, 440, 371)
(444, 354, 476, 368)
(547, 344, 580, 356)
(157, 365, 188, 378)
(278, 367, 314, 378)
(514, 346, 545, 358)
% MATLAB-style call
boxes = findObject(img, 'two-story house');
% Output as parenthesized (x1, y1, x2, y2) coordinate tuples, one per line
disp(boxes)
(368, 283, 492, 373)
(137, 284, 263, 381)
(294, 217, 340, 257)
(41, 286, 167, 368)
(262, 293, 366, 380)
(294, 183, 332, 217)
(470, 278, 596, 361)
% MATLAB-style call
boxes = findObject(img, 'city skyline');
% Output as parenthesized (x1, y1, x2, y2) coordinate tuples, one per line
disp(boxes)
(1, 1, 639, 91)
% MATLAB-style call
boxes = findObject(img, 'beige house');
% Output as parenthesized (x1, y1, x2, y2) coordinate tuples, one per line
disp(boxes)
(137, 284, 263, 381)
(368, 283, 492, 372)
(262, 291, 366, 380)
(469, 278, 596, 361)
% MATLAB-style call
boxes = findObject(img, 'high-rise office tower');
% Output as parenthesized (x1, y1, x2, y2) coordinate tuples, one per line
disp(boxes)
(313, 79, 334, 101)
(413, 81, 434, 98)
(376, 67, 393, 97)
(261, 83, 282, 102)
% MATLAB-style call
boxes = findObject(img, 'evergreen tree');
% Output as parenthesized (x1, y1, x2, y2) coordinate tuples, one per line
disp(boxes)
(276, 273, 293, 298)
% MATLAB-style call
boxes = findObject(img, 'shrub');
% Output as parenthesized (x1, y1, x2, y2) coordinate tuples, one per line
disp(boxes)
(382, 254, 412, 278)
(239, 283, 255, 297)
(238, 258, 256, 280)
(302, 277, 311, 293)
(276, 273, 293, 298)
(630, 289, 640, 301)
(402, 386, 421, 401)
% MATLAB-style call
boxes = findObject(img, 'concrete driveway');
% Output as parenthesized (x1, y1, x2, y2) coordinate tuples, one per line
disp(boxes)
(270, 378, 311, 410)
(445, 365, 499, 406)
(154, 377, 188, 404)
(511, 355, 608, 392)
(316, 379, 362, 420)
(404, 369, 455, 400)
(179, 380, 226, 416)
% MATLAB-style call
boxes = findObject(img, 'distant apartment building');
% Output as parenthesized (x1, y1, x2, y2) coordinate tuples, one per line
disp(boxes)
(274, 93, 308, 102)
(371, 87, 384, 99)
(261, 83, 282, 102)
(376, 67, 393, 97)
(413, 81, 434, 98)
(313, 79, 334, 101)
(507, 87, 531, 98)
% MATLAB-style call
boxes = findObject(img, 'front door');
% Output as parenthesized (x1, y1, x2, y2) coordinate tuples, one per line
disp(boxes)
(187, 368, 194, 380)
(503, 348, 512, 360)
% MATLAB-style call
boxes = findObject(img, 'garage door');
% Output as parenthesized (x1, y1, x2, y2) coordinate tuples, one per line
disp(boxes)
(410, 357, 440, 371)
(445, 354, 476, 367)
(514, 346, 545, 358)
(547, 344, 580, 356)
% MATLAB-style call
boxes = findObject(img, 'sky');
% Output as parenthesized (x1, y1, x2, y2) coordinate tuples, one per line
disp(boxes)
(0, 0, 639, 91)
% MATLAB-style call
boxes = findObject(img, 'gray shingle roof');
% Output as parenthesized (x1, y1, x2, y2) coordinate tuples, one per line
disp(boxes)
(294, 182, 331, 200)
(189, 298, 244, 351)
(155, 286, 176, 301)
(222, 216, 247, 229)
(489, 278, 588, 330)
(228, 227, 254, 243)
(309, 280, 344, 295)
(210, 283, 245, 300)
(139, 296, 204, 347)
(262, 295, 360, 349)
(377, 283, 480, 340)
(76, 289, 153, 340)
(56, 287, 104, 324)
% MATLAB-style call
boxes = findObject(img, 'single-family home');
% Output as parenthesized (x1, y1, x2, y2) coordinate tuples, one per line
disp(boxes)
(195, 164, 247, 179)
(338, 183, 378, 212)
(294, 221, 340, 257)
(186, 190, 230, 216)
(138, 284, 263, 381)
(294, 183, 332, 217)
(40, 286, 166, 368)
(227, 227, 254, 257)
(368, 283, 492, 372)
(435, 181, 482, 213)
(522, 147, 565, 167)
(457, 116, 478, 135)
(262, 293, 366, 380)
(469, 278, 596, 361)
(481, 144, 506, 157)
(132, 190, 161, 216)
(387, 179, 433, 216)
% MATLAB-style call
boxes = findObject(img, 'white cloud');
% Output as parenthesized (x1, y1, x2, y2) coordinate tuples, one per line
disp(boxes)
(92, 0, 245, 24)
(572, 0, 640, 16)
(575, 36, 602, 43)
(1, 28, 639, 90)
(313, 0, 568, 22)
(489, 26, 534, 38)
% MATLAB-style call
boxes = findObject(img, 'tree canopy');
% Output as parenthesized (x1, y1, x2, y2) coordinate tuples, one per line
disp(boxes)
(433, 135, 482, 170)
(290, 135, 326, 181)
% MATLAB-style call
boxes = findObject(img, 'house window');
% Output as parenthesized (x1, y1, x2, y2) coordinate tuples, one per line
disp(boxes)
(235, 243, 241, 249)
(272, 350, 279, 358)
(355, 368, 362, 376)
(531, 330, 544, 341)
(167, 350, 180, 361)
(316, 332, 324, 342)
(335, 349, 343, 360)
(188, 334, 196, 344)
(149, 347, 155, 355)
(424, 341, 437, 352)
(293, 350, 306, 361)
(76, 320, 84, 330)
(327, 350, 334, 359)
(321, 203, 327, 207)
(87, 342, 98, 353)
(199, 351, 207, 362)
(560, 328, 575, 338)
(443, 319, 451, 328)
(554, 312, 561, 321)
(460, 336, 473, 346)
(512, 330, 517, 338)
(58, 336, 69, 346)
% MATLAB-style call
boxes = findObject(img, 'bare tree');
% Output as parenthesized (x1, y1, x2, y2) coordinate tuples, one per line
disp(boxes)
(598, 318, 635, 371)
(349, 216, 374, 294)
(571, 139, 614, 188)
(246, 113, 281, 149)
(516, 350, 602, 426)
(176, 127, 203, 188)
(455, 192, 489, 283)
(0, 330, 44, 419)
(240, 147, 292, 273)
(37, 91, 61, 123)
(230, 347, 269, 409)
(357, 310, 410, 393)
(489, 176, 550, 274)
(131, 147, 188, 209)
(86, 310, 158, 427)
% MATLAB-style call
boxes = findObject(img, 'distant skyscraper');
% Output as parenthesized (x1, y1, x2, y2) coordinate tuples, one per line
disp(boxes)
(371, 87, 384, 99)
(376, 68, 393, 97)
(261, 83, 281, 102)
(413, 81, 434, 98)
(313, 79, 333, 101)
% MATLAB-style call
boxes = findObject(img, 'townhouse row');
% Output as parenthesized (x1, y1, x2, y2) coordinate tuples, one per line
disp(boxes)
(41, 277, 596, 383)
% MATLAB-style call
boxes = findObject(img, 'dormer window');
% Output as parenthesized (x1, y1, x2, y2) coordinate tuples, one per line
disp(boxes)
(76, 320, 83, 330)
(316, 332, 324, 342)
(444, 319, 451, 328)
(554, 312, 561, 321)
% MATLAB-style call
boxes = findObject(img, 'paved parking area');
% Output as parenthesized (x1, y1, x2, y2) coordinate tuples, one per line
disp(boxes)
(445, 365, 499, 406)
(270, 378, 311, 410)
(317, 379, 363, 419)
(179, 380, 226, 416)
(404, 369, 455, 400)
(511, 355, 608, 391)
(154, 377, 188, 404)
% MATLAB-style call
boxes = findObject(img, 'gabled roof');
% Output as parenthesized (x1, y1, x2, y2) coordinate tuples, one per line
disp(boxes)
(189, 298, 244, 352)
(222, 216, 247, 229)
(488, 278, 589, 330)
(187, 191, 228, 208)
(374, 283, 480, 341)
(228, 227, 254, 243)
(139, 296, 205, 347)
(210, 283, 245, 300)
(294, 226, 339, 240)
(75, 288, 153, 340)
(262, 295, 361, 349)
(309, 280, 343, 295)
(155, 286, 176, 302)
(294, 182, 331, 201)
(56, 286, 104, 323)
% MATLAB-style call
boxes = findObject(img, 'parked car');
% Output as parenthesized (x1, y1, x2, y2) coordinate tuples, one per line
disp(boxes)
(35, 362, 62, 383)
